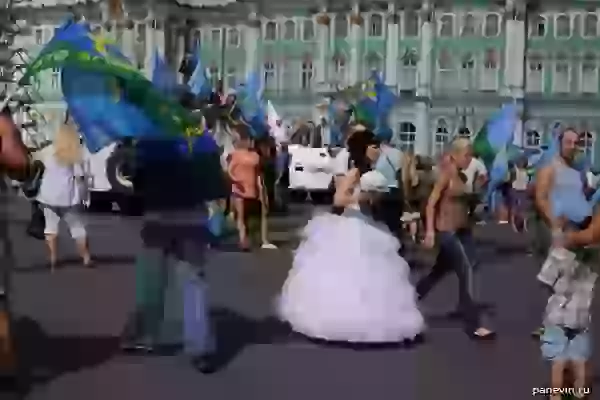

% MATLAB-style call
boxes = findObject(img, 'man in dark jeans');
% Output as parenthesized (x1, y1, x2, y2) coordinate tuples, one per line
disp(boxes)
(416, 229, 479, 327)
(276, 143, 290, 212)
(122, 136, 227, 373)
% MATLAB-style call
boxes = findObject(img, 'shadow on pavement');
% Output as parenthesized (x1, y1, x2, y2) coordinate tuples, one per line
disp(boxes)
(15, 255, 137, 273)
(210, 308, 291, 371)
(290, 332, 426, 351)
(0, 317, 120, 397)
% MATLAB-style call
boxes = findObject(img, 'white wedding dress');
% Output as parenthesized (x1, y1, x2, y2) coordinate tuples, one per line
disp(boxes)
(277, 172, 425, 343)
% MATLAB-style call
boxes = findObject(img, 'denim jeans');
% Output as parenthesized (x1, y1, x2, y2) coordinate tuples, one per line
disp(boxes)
(416, 229, 487, 332)
(124, 210, 215, 356)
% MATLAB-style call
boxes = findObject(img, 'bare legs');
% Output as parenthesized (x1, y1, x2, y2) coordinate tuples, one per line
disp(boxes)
(260, 200, 277, 249)
(75, 236, 92, 267)
(45, 234, 91, 271)
(232, 197, 249, 250)
(549, 361, 589, 399)
(44, 234, 58, 272)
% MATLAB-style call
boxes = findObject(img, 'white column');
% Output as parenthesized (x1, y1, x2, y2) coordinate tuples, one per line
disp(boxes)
(176, 25, 187, 84)
(315, 9, 330, 87)
(348, 2, 363, 85)
(415, 0, 434, 156)
(503, 0, 525, 99)
(121, 19, 136, 63)
(384, 3, 399, 88)
(144, 9, 156, 78)
(244, 9, 261, 78)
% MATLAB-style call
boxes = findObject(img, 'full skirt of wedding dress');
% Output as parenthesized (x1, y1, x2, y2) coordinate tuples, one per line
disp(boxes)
(277, 212, 425, 343)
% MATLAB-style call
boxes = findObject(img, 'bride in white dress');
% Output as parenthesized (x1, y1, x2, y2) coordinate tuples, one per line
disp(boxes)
(277, 129, 425, 343)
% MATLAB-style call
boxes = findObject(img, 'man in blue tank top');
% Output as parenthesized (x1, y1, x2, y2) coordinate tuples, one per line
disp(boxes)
(536, 128, 591, 233)
(534, 127, 595, 388)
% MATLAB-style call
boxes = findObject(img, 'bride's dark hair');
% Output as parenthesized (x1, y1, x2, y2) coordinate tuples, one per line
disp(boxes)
(331, 129, 381, 216)
(347, 128, 379, 176)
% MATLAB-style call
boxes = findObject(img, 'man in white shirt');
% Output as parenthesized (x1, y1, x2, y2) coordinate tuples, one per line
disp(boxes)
(463, 157, 488, 193)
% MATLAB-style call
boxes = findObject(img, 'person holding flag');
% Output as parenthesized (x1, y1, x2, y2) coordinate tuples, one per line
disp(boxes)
(23, 18, 226, 373)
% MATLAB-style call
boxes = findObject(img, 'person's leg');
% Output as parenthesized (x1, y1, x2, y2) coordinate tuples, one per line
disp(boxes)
(541, 325, 569, 398)
(568, 330, 591, 398)
(232, 196, 249, 249)
(415, 232, 453, 299)
(177, 232, 217, 374)
(122, 220, 172, 350)
(550, 360, 567, 400)
(41, 205, 61, 271)
(63, 206, 91, 267)
(453, 230, 494, 338)
(260, 198, 277, 249)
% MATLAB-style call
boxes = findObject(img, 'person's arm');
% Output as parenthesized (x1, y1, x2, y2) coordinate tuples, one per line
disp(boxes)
(535, 165, 558, 229)
(0, 115, 29, 174)
(333, 168, 360, 207)
(227, 152, 238, 181)
(565, 212, 600, 247)
(425, 169, 450, 234)
(475, 161, 488, 189)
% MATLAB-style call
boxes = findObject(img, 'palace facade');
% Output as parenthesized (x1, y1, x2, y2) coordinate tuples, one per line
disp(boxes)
(2, 0, 600, 163)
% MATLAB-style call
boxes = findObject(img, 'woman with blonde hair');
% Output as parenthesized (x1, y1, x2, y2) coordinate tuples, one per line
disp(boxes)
(401, 152, 421, 242)
(37, 121, 91, 271)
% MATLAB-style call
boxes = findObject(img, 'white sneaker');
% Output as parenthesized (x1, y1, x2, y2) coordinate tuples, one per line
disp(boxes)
(261, 243, 278, 249)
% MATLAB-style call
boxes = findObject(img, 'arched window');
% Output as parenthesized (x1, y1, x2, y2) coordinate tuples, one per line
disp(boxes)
(583, 13, 598, 37)
(404, 10, 419, 37)
(438, 48, 454, 70)
(369, 14, 383, 37)
(555, 14, 571, 38)
(333, 53, 346, 84)
(484, 14, 500, 37)
(265, 21, 277, 40)
(301, 59, 313, 90)
(525, 130, 541, 148)
(397, 122, 416, 151)
(283, 20, 296, 40)
(192, 29, 202, 47)
(334, 15, 348, 37)
(554, 52, 570, 93)
(227, 28, 240, 47)
(461, 14, 476, 37)
(263, 61, 276, 90)
(435, 118, 450, 155)
(366, 52, 383, 75)
(530, 15, 546, 37)
(582, 53, 598, 93)
(461, 52, 475, 90)
(303, 19, 315, 41)
(439, 14, 454, 37)
(527, 53, 544, 92)
(579, 131, 594, 158)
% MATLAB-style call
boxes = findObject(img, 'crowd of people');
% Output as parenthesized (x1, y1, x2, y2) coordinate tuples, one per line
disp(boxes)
(0, 100, 598, 397)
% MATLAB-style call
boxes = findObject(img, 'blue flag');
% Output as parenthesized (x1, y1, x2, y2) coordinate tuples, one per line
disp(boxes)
(188, 45, 212, 99)
(62, 67, 163, 152)
(152, 49, 178, 97)
(238, 71, 267, 137)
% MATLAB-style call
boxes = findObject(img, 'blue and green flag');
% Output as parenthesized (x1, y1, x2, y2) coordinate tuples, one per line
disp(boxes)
(23, 18, 208, 152)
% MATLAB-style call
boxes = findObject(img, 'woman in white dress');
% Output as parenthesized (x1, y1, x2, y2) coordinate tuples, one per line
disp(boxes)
(277, 129, 425, 343)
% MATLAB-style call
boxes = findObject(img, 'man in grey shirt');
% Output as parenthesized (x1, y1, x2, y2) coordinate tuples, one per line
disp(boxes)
(373, 130, 404, 240)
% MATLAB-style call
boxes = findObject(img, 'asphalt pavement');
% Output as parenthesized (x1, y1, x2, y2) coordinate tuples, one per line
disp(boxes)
(0, 198, 598, 400)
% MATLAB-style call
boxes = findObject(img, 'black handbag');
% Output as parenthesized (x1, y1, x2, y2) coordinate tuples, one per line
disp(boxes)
(21, 160, 45, 199)
(26, 202, 45, 240)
